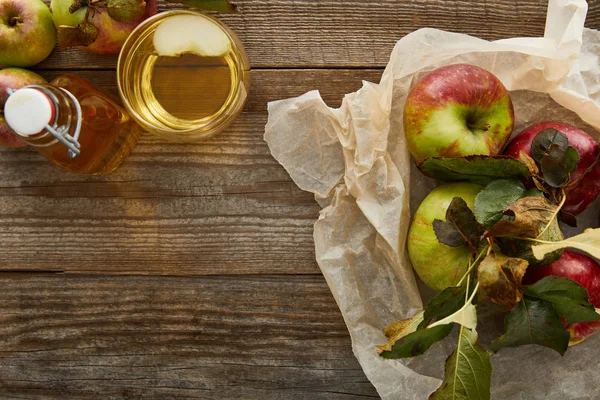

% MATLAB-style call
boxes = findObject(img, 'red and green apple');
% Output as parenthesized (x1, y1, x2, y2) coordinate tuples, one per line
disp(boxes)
(404, 64, 514, 164)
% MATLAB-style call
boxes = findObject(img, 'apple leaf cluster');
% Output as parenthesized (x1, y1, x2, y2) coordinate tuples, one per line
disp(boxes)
(381, 161, 600, 398)
(378, 279, 490, 400)
(530, 128, 580, 188)
(491, 276, 600, 355)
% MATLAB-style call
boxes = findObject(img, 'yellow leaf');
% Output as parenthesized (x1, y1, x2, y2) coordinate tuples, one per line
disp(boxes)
(376, 311, 424, 354)
(533, 228, 600, 260)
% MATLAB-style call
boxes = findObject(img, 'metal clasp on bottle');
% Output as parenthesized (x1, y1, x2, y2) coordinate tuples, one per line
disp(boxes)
(6, 87, 83, 159)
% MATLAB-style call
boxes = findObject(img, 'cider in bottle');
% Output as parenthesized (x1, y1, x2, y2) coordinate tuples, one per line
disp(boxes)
(4, 74, 141, 174)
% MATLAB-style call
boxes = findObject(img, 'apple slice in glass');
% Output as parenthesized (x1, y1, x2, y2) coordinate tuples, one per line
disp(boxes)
(153, 14, 231, 58)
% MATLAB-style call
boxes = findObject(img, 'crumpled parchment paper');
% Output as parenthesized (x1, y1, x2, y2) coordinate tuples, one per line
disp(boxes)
(264, 0, 600, 398)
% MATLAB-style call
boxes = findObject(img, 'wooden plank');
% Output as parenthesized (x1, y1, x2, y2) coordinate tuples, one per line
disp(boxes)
(0, 273, 379, 399)
(0, 69, 383, 275)
(35, 0, 598, 70)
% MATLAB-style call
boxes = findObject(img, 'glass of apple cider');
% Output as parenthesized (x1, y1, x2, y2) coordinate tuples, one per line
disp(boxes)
(117, 10, 250, 142)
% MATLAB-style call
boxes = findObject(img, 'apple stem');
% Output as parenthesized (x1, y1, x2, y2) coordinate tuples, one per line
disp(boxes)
(467, 123, 491, 131)
(9, 16, 23, 26)
(69, 0, 86, 14)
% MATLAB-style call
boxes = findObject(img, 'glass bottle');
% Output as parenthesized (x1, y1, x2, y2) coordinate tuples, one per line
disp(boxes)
(4, 74, 141, 174)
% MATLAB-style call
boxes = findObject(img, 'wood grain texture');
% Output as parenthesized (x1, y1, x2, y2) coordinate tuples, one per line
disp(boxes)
(0, 274, 380, 399)
(0, 69, 383, 275)
(36, 0, 600, 70)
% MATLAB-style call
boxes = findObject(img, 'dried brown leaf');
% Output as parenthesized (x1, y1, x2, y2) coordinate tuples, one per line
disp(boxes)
(57, 21, 98, 50)
(486, 196, 557, 239)
(518, 151, 539, 176)
(478, 253, 528, 308)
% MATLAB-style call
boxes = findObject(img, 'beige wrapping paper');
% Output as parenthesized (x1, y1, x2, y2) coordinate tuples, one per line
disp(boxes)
(264, 0, 600, 398)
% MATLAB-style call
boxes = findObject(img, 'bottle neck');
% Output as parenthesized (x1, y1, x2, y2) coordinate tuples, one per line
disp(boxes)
(15, 85, 79, 149)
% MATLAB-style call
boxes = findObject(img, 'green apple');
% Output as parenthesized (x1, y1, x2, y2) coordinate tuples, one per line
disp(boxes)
(0, 0, 56, 67)
(407, 182, 483, 292)
(404, 64, 514, 164)
(0, 67, 46, 147)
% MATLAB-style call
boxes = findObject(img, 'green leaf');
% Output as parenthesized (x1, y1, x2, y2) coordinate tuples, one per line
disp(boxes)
(419, 156, 530, 186)
(524, 276, 600, 323)
(478, 253, 528, 308)
(107, 0, 146, 23)
(433, 197, 484, 251)
(474, 179, 526, 228)
(490, 297, 569, 355)
(486, 196, 557, 239)
(523, 187, 545, 197)
(530, 128, 569, 162)
(171, 0, 237, 11)
(419, 286, 466, 329)
(540, 144, 572, 188)
(429, 328, 492, 400)
(564, 146, 580, 173)
(378, 324, 454, 359)
(532, 228, 600, 260)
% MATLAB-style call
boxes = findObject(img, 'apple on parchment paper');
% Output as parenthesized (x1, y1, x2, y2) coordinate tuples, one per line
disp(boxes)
(0, 0, 56, 67)
(0, 67, 47, 147)
(504, 121, 600, 216)
(404, 63, 514, 164)
(407, 182, 483, 292)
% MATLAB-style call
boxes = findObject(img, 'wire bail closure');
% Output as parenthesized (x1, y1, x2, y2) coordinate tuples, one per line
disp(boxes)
(6, 87, 83, 159)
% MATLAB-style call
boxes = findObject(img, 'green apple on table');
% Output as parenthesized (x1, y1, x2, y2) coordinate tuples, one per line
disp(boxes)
(404, 63, 514, 163)
(0, 0, 56, 67)
(0, 67, 47, 147)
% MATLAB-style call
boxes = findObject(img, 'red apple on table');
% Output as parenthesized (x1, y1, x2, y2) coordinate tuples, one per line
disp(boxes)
(0, 67, 47, 147)
(524, 250, 600, 345)
(50, 0, 157, 54)
(0, 0, 57, 67)
(407, 182, 483, 292)
(404, 64, 515, 164)
(504, 121, 600, 215)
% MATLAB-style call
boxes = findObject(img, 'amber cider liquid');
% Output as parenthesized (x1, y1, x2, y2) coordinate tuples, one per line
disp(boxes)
(118, 11, 250, 140)
(28, 75, 141, 174)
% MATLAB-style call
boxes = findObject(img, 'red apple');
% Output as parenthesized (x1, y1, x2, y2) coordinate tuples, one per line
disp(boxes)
(0, 0, 57, 67)
(0, 67, 46, 147)
(404, 64, 514, 164)
(524, 250, 600, 345)
(50, 0, 157, 54)
(504, 121, 600, 215)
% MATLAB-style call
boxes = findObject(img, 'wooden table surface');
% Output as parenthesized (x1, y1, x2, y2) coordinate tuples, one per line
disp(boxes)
(1, 1, 599, 398)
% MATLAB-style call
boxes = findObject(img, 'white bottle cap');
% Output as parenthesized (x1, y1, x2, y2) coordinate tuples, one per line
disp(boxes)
(4, 87, 55, 136)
